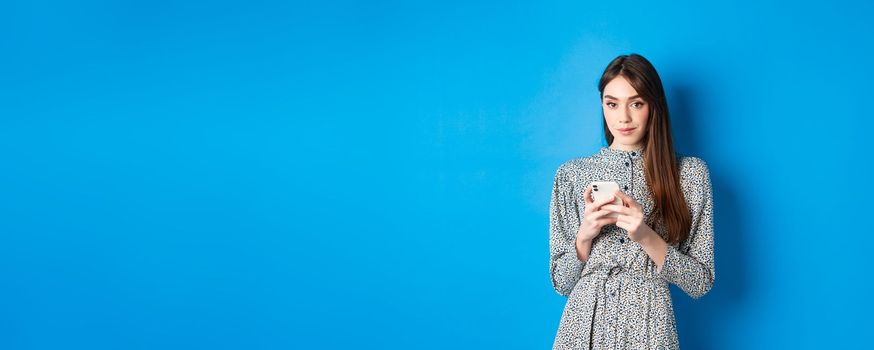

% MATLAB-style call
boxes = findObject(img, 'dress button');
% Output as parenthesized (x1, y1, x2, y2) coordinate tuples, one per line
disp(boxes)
(631, 152, 636, 156)
(623, 185, 628, 191)
(619, 238, 625, 244)
(624, 162, 629, 167)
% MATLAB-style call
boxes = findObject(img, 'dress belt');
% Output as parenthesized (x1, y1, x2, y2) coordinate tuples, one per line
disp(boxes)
(582, 267, 662, 288)
(573, 268, 663, 347)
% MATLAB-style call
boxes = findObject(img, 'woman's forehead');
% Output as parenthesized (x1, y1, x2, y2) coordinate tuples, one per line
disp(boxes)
(602, 76, 639, 99)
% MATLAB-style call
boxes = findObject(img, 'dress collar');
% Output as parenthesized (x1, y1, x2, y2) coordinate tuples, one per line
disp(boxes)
(598, 146, 644, 160)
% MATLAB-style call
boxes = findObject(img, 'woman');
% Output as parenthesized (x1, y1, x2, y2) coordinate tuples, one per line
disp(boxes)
(549, 53, 715, 349)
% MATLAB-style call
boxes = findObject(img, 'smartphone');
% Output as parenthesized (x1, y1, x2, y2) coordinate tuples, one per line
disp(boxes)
(589, 181, 623, 218)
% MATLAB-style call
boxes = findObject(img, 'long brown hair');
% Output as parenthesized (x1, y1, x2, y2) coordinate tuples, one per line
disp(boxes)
(598, 53, 690, 245)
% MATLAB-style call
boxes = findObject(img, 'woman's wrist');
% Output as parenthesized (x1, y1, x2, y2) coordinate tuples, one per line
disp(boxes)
(575, 238, 592, 261)
(637, 227, 660, 248)
(638, 227, 668, 268)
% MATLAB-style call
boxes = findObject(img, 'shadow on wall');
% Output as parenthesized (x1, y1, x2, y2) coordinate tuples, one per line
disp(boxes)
(667, 82, 749, 349)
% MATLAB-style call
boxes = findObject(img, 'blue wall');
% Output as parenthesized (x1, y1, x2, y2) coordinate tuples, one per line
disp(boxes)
(2, 0, 872, 348)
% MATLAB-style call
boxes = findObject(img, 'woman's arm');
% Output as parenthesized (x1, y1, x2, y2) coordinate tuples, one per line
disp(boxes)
(549, 165, 586, 297)
(652, 158, 716, 299)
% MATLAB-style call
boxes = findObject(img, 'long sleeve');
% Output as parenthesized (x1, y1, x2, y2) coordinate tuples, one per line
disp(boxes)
(549, 165, 585, 297)
(656, 158, 715, 299)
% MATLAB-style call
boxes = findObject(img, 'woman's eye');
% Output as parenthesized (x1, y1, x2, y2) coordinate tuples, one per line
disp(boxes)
(606, 102, 616, 108)
(632, 102, 644, 108)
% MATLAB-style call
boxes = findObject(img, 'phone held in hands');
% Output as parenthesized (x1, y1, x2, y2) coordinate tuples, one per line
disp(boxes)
(589, 181, 623, 218)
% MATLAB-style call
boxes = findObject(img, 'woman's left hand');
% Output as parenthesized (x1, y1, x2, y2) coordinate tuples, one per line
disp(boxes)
(601, 191, 655, 243)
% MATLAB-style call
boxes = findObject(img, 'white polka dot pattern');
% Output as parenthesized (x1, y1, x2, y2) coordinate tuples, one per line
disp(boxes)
(549, 146, 715, 349)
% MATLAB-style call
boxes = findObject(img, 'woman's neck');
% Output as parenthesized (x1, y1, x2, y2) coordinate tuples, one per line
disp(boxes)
(609, 142, 644, 151)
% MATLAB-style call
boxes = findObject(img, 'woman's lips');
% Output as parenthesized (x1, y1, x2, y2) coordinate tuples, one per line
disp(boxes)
(618, 127, 636, 135)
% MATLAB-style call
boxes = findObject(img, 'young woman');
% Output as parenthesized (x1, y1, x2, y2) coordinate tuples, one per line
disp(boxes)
(549, 53, 715, 349)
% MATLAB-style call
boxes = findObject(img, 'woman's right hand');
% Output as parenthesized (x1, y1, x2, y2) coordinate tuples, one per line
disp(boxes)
(577, 184, 620, 243)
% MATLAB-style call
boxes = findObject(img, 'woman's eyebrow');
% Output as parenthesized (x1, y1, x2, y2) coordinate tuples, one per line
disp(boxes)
(603, 94, 641, 100)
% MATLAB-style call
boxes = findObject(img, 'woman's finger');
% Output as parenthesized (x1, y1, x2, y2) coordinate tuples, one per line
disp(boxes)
(588, 208, 611, 221)
(593, 193, 617, 209)
(584, 208, 596, 219)
(583, 184, 593, 204)
(615, 191, 640, 210)
(613, 191, 631, 207)
(596, 218, 618, 227)
(613, 215, 627, 226)
(600, 204, 629, 215)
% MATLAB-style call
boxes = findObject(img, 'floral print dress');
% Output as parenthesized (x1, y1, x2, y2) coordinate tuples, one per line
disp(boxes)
(549, 146, 715, 349)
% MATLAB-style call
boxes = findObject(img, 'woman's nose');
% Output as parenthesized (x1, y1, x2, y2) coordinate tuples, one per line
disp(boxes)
(619, 110, 632, 121)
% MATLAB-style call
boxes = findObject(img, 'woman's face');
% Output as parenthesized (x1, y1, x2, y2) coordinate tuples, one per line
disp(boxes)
(601, 75, 649, 149)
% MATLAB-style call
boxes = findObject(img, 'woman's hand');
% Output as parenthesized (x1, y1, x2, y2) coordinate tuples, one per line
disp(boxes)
(600, 191, 657, 243)
(577, 184, 620, 243)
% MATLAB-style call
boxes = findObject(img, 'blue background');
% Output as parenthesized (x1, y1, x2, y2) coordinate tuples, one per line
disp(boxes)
(2, 0, 873, 348)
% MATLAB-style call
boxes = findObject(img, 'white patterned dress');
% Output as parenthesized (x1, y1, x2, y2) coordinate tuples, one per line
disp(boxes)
(549, 146, 715, 349)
